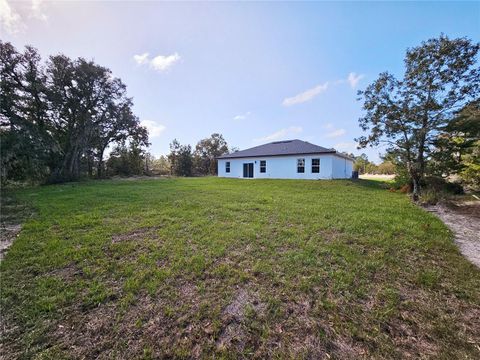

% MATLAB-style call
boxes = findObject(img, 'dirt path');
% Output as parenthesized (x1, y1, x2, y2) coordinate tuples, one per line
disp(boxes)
(426, 201, 480, 268)
(0, 195, 30, 261)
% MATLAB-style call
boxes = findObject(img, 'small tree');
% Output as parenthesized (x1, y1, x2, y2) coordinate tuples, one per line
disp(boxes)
(356, 35, 479, 199)
(151, 155, 171, 175)
(193, 133, 229, 175)
(431, 100, 480, 189)
(106, 140, 146, 177)
(168, 139, 193, 176)
(353, 153, 370, 174)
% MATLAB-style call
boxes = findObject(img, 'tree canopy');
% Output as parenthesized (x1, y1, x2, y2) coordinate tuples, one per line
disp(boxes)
(356, 35, 479, 198)
(0, 41, 148, 184)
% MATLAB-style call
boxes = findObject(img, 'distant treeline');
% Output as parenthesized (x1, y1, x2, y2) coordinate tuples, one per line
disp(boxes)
(353, 156, 395, 175)
(106, 133, 235, 178)
(163, 133, 234, 177)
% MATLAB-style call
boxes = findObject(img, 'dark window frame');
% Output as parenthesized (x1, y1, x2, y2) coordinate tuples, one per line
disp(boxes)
(312, 158, 320, 173)
(297, 158, 305, 173)
(226, 161, 230, 173)
(260, 160, 266, 173)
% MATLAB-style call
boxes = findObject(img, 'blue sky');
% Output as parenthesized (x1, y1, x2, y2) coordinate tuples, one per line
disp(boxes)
(2, 1, 479, 162)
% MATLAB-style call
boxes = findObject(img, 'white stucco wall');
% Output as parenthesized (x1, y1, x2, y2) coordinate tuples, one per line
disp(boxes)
(218, 154, 353, 179)
(331, 155, 354, 179)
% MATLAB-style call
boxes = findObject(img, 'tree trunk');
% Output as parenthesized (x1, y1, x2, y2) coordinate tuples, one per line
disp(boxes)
(97, 147, 105, 178)
(412, 176, 420, 202)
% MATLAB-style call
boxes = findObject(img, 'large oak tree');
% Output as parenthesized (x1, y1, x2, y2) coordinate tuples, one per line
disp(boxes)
(0, 41, 148, 183)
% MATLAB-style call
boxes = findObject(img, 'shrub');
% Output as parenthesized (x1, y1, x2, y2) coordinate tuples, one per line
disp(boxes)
(424, 176, 464, 195)
(419, 189, 442, 205)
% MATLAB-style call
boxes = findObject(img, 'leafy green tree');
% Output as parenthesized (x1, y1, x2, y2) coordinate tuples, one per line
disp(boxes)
(106, 140, 147, 177)
(193, 133, 229, 175)
(353, 153, 370, 174)
(151, 155, 171, 176)
(431, 100, 480, 189)
(0, 42, 52, 183)
(0, 41, 147, 183)
(167, 139, 181, 175)
(168, 139, 193, 176)
(356, 35, 479, 199)
(377, 161, 395, 175)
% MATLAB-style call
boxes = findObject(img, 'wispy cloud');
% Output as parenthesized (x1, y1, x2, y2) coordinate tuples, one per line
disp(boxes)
(347, 72, 365, 89)
(326, 128, 346, 138)
(140, 120, 166, 138)
(133, 52, 150, 65)
(0, 0, 23, 34)
(133, 52, 181, 72)
(321, 123, 346, 138)
(233, 111, 251, 121)
(254, 126, 303, 143)
(282, 82, 329, 106)
(150, 53, 181, 72)
(0, 0, 48, 34)
(31, 0, 47, 21)
(334, 141, 358, 153)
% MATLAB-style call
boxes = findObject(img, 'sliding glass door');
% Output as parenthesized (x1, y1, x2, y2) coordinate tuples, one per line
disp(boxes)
(243, 163, 254, 178)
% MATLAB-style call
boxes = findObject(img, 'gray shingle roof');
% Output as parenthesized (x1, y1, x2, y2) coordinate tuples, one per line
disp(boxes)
(217, 139, 340, 159)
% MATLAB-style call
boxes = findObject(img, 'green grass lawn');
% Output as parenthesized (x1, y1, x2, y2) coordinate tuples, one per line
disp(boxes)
(1, 178, 479, 359)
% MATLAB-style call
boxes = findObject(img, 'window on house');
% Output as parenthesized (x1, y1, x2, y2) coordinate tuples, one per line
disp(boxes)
(297, 158, 305, 173)
(260, 160, 266, 173)
(226, 161, 230, 173)
(312, 158, 320, 173)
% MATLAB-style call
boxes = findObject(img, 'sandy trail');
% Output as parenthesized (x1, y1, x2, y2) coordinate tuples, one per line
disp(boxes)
(426, 201, 480, 268)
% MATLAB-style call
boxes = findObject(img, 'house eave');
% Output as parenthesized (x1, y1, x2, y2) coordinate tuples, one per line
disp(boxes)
(216, 151, 337, 160)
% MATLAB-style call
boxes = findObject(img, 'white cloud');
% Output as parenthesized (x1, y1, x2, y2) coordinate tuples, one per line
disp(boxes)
(133, 52, 181, 72)
(133, 52, 150, 65)
(0, 0, 23, 34)
(347, 72, 365, 89)
(282, 82, 329, 106)
(0, 0, 47, 34)
(140, 120, 166, 138)
(30, 0, 47, 22)
(254, 126, 303, 143)
(326, 128, 346, 138)
(150, 53, 181, 72)
(233, 111, 251, 121)
(334, 142, 358, 153)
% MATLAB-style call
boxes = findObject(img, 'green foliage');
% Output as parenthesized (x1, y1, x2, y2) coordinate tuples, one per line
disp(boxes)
(431, 101, 480, 190)
(149, 155, 170, 176)
(459, 145, 480, 190)
(357, 35, 480, 198)
(193, 133, 229, 175)
(354, 154, 395, 175)
(168, 139, 193, 176)
(106, 142, 147, 177)
(0, 41, 147, 185)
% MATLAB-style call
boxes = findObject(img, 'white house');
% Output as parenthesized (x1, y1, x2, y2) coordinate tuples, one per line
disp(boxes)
(217, 139, 354, 179)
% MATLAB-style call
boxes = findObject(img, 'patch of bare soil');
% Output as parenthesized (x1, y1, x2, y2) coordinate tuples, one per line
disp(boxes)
(111, 226, 160, 243)
(425, 201, 480, 268)
(216, 287, 265, 351)
(0, 195, 30, 261)
(0, 224, 21, 261)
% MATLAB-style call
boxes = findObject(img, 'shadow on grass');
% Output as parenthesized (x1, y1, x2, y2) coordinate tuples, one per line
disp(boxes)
(350, 179, 392, 191)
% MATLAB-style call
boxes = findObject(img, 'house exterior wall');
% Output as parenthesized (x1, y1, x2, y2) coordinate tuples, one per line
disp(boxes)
(218, 154, 353, 179)
(331, 155, 354, 179)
